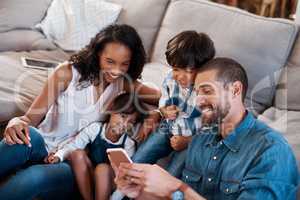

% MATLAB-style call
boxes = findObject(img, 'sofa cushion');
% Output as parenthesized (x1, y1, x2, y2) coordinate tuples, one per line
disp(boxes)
(275, 34, 300, 111)
(107, 0, 170, 58)
(258, 107, 300, 161)
(0, 0, 52, 33)
(141, 62, 170, 90)
(0, 50, 70, 123)
(0, 29, 57, 52)
(151, 0, 298, 114)
(36, 0, 122, 51)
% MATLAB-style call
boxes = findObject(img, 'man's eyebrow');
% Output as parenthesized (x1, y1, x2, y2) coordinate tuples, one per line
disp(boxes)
(197, 84, 213, 89)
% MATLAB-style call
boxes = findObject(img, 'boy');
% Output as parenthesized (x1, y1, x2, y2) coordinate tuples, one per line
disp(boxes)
(44, 92, 145, 200)
(133, 31, 215, 178)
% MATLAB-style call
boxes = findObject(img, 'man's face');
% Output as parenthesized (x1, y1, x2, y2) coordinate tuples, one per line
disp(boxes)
(172, 66, 197, 88)
(195, 69, 231, 125)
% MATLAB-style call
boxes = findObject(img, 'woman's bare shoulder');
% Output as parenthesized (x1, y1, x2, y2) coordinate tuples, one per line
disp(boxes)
(53, 61, 73, 83)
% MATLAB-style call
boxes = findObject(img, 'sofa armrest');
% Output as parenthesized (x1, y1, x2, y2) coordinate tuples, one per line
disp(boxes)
(258, 107, 300, 162)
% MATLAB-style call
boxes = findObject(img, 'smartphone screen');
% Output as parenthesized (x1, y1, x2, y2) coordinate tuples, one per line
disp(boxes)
(25, 58, 58, 68)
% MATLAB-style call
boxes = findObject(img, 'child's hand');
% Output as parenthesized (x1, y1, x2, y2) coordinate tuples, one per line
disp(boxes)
(44, 153, 60, 164)
(160, 105, 179, 120)
(170, 135, 192, 151)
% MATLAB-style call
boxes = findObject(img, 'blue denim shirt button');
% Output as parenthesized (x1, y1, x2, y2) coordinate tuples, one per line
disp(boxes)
(213, 156, 217, 160)
(208, 178, 212, 182)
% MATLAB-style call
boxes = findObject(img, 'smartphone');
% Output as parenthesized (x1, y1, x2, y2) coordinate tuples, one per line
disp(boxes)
(21, 57, 59, 70)
(107, 148, 132, 168)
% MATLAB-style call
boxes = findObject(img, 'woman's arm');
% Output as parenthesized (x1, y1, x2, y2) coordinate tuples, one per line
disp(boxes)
(4, 62, 73, 145)
(25, 62, 73, 126)
(125, 79, 161, 105)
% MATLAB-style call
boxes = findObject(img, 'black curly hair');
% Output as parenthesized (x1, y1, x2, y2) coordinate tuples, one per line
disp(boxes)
(69, 24, 146, 88)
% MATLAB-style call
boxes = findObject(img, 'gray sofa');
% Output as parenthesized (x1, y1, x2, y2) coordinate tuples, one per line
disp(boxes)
(1, 0, 300, 196)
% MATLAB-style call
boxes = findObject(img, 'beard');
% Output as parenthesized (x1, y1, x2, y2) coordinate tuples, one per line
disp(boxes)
(201, 100, 231, 126)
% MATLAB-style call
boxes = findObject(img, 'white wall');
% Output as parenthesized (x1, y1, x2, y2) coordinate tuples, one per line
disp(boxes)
(296, 0, 300, 24)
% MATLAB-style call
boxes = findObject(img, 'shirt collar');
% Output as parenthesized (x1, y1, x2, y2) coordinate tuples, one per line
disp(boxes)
(223, 111, 255, 152)
(204, 111, 256, 152)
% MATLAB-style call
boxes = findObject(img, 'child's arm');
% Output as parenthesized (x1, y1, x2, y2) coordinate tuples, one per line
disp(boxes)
(170, 135, 192, 151)
(170, 115, 201, 151)
(136, 75, 179, 142)
(52, 122, 103, 162)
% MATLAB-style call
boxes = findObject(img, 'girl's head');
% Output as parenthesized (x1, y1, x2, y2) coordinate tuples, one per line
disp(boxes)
(165, 31, 215, 88)
(108, 92, 145, 134)
(70, 24, 146, 86)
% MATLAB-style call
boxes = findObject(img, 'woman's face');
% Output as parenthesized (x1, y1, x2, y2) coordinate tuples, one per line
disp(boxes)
(99, 42, 132, 83)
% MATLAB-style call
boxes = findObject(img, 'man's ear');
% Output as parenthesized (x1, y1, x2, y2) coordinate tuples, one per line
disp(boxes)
(232, 81, 243, 98)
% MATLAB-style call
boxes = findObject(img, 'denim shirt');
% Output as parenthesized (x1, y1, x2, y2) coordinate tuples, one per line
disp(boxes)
(182, 112, 299, 200)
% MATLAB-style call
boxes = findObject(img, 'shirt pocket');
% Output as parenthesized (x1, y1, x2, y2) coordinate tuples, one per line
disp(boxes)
(220, 181, 240, 199)
(182, 168, 202, 192)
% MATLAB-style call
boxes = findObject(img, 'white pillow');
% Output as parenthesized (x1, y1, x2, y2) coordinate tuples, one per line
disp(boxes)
(36, 0, 122, 51)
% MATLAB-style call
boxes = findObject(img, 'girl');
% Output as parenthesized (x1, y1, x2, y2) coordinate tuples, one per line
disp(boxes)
(46, 93, 145, 200)
(0, 24, 160, 200)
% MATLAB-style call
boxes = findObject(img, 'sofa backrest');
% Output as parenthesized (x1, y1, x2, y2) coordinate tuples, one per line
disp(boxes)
(151, 0, 299, 114)
(275, 33, 300, 111)
(108, 0, 170, 58)
(0, 0, 52, 33)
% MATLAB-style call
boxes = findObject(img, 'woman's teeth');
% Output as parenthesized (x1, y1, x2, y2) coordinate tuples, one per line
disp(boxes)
(202, 107, 213, 113)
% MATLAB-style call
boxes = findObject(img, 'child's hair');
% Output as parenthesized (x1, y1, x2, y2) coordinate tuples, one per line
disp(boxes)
(69, 24, 146, 87)
(110, 92, 146, 120)
(165, 31, 215, 69)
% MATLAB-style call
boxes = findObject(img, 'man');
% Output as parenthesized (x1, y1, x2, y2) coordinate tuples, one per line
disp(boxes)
(115, 57, 299, 200)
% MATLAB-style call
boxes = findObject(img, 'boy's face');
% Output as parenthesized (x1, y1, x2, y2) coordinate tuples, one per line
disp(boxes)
(172, 66, 197, 88)
(109, 111, 138, 134)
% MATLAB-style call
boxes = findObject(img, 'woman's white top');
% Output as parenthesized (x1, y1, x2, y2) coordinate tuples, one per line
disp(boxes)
(37, 66, 124, 153)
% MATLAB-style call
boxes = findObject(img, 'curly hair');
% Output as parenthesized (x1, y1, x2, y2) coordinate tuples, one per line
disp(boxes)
(165, 31, 215, 69)
(69, 24, 146, 88)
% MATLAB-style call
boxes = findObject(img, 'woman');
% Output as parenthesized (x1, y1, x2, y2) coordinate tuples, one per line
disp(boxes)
(0, 24, 160, 200)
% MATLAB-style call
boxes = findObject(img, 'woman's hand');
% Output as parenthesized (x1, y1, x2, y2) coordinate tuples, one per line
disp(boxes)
(4, 116, 31, 146)
(136, 110, 161, 142)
